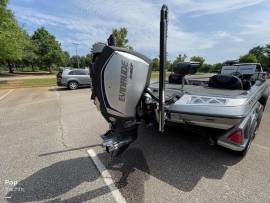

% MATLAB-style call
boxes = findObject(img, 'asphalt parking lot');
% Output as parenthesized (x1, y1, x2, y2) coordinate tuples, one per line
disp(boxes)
(0, 87, 270, 202)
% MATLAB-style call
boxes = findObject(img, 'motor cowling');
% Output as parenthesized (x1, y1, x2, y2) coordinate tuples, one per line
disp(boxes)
(91, 45, 152, 127)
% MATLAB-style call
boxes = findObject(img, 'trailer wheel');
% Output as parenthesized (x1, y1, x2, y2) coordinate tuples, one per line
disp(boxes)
(255, 105, 264, 131)
(259, 88, 269, 110)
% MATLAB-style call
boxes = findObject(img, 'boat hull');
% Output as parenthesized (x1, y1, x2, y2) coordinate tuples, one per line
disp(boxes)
(168, 112, 242, 130)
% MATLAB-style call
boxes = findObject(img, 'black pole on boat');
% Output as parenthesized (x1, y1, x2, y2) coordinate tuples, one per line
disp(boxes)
(159, 5, 168, 133)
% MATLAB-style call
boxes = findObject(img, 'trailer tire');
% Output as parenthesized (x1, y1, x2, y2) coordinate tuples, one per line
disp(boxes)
(259, 87, 269, 110)
(255, 105, 264, 131)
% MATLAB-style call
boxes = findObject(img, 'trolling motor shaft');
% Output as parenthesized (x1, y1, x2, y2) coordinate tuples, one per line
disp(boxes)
(159, 5, 168, 133)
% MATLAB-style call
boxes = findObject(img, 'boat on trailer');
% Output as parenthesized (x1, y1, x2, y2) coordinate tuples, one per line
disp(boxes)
(149, 62, 269, 154)
(89, 5, 269, 157)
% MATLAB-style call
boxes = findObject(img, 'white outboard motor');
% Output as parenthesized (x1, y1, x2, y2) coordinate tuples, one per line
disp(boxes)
(90, 42, 152, 154)
(90, 5, 169, 156)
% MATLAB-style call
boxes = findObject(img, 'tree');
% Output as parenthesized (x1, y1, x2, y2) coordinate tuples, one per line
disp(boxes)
(249, 46, 266, 62)
(190, 56, 205, 65)
(166, 60, 173, 71)
(172, 54, 187, 67)
(151, 58, 172, 71)
(210, 63, 223, 73)
(112, 27, 133, 49)
(0, 0, 30, 72)
(239, 53, 258, 63)
(264, 44, 270, 71)
(0, 0, 8, 7)
(21, 32, 38, 71)
(84, 53, 93, 67)
(190, 56, 205, 72)
(0, 1, 71, 72)
(151, 58, 159, 71)
(249, 45, 270, 71)
(69, 55, 79, 68)
(62, 51, 70, 67)
(31, 27, 65, 72)
(200, 64, 212, 73)
(80, 56, 86, 68)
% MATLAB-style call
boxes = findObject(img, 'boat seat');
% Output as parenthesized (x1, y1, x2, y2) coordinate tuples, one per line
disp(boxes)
(242, 79, 252, 90)
(208, 75, 243, 90)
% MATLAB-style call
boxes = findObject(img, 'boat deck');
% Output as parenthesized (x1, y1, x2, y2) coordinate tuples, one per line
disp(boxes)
(150, 82, 246, 97)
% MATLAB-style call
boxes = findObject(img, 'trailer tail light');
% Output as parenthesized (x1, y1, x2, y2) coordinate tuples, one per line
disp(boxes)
(227, 130, 243, 145)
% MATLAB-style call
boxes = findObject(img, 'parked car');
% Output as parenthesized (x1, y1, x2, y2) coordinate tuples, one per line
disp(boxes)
(57, 68, 91, 90)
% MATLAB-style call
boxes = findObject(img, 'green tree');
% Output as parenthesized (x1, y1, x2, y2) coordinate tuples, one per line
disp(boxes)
(31, 27, 65, 72)
(190, 56, 205, 72)
(62, 51, 70, 67)
(166, 60, 173, 71)
(264, 44, 270, 71)
(69, 55, 81, 68)
(210, 63, 223, 73)
(200, 64, 212, 73)
(249, 46, 266, 62)
(151, 58, 172, 71)
(0, 0, 30, 72)
(249, 45, 270, 71)
(21, 32, 38, 71)
(0, 0, 8, 7)
(172, 54, 187, 67)
(190, 56, 205, 65)
(69, 54, 93, 68)
(151, 58, 159, 71)
(112, 27, 133, 49)
(84, 53, 93, 67)
(80, 56, 86, 68)
(239, 53, 258, 63)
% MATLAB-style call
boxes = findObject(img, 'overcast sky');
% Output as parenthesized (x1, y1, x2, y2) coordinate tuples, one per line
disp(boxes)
(9, 0, 270, 63)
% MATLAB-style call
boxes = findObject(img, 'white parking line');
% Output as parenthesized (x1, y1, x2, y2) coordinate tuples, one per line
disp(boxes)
(253, 143, 269, 151)
(0, 89, 14, 101)
(87, 148, 127, 203)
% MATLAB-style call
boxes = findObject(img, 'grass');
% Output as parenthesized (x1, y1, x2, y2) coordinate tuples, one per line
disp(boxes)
(151, 71, 171, 81)
(0, 66, 58, 72)
(0, 78, 56, 89)
(0, 72, 268, 89)
(1, 72, 162, 88)
(21, 78, 56, 87)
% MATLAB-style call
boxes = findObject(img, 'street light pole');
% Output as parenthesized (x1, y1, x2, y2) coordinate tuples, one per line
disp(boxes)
(72, 42, 80, 68)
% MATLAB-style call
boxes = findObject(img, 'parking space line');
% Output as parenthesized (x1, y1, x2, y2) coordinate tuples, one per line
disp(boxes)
(0, 89, 14, 101)
(253, 143, 269, 151)
(87, 148, 127, 203)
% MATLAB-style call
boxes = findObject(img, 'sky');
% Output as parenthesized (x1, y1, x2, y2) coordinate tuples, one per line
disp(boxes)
(8, 0, 270, 64)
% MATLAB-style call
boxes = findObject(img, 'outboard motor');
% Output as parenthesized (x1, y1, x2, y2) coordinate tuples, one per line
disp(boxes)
(90, 4, 169, 155)
(90, 42, 152, 154)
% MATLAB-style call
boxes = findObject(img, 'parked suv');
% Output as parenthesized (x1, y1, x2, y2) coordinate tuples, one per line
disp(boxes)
(57, 68, 91, 90)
